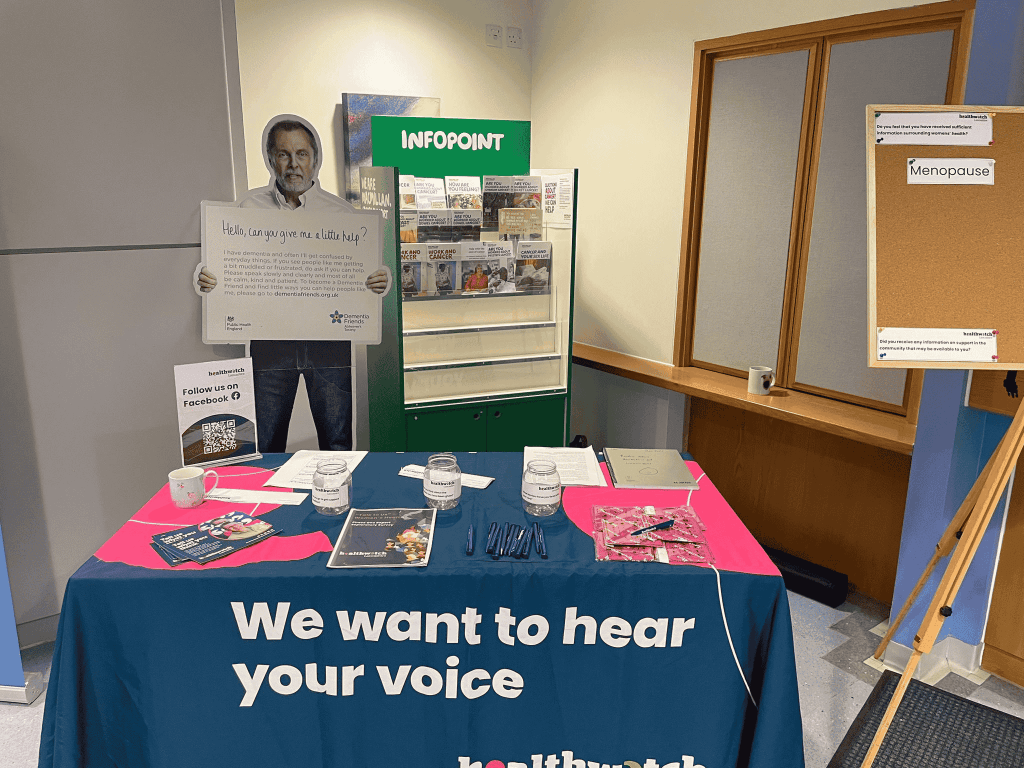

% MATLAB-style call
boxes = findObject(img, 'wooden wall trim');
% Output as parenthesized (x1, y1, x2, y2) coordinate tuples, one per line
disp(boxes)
(573, 342, 917, 454)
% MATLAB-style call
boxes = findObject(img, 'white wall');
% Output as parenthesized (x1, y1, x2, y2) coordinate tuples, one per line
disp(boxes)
(570, 364, 687, 452)
(234, 0, 534, 196)
(0, 0, 244, 638)
(529, 0, 915, 364)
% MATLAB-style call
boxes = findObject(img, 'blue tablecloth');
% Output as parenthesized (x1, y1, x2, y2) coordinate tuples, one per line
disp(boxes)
(39, 452, 803, 768)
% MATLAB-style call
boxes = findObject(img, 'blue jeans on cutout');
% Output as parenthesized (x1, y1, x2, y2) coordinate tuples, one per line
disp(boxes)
(251, 340, 352, 452)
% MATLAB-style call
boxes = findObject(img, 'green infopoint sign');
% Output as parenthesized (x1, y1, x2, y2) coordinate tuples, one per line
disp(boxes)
(371, 116, 530, 178)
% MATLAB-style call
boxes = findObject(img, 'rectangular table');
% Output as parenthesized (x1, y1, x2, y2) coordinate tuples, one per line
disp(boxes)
(39, 452, 803, 768)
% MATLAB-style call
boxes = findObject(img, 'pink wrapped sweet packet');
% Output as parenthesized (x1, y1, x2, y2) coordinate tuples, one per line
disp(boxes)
(590, 505, 715, 565)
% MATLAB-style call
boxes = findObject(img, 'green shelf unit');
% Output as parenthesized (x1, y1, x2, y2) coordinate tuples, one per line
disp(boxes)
(370, 117, 577, 451)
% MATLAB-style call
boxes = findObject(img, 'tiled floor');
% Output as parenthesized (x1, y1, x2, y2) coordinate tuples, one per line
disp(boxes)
(4, 592, 1024, 768)
(789, 590, 1024, 767)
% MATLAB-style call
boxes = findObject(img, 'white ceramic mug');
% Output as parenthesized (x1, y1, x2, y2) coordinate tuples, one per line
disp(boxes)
(168, 467, 220, 508)
(747, 366, 775, 396)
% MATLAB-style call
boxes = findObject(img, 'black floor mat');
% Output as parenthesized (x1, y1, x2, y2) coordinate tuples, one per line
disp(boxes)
(828, 669, 1024, 767)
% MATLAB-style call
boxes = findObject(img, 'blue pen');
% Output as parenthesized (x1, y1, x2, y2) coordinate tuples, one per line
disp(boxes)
(466, 525, 475, 555)
(498, 522, 511, 556)
(518, 529, 534, 559)
(512, 527, 528, 557)
(503, 525, 521, 557)
(535, 523, 548, 558)
(630, 520, 675, 536)
(485, 522, 500, 554)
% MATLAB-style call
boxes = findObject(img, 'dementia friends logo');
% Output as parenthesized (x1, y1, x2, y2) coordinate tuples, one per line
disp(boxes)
(458, 753, 706, 768)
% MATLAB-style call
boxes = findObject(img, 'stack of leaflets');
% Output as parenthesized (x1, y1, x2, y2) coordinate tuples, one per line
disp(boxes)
(414, 177, 447, 209)
(400, 243, 426, 296)
(591, 505, 714, 565)
(445, 176, 483, 209)
(151, 510, 280, 566)
(399, 175, 417, 209)
(498, 207, 542, 245)
(418, 209, 452, 242)
(514, 242, 552, 292)
(328, 508, 436, 568)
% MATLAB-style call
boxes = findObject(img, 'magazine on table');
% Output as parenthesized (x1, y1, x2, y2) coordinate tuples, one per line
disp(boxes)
(152, 510, 280, 565)
(327, 508, 437, 568)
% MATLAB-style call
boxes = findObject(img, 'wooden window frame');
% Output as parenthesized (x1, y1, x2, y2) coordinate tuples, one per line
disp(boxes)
(674, 1, 974, 417)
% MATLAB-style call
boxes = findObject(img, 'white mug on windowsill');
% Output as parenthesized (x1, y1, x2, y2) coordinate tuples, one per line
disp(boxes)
(747, 366, 775, 396)
(168, 466, 220, 508)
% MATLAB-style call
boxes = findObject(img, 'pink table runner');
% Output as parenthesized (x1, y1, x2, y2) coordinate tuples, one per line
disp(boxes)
(94, 465, 333, 570)
(562, 461, 780, 577)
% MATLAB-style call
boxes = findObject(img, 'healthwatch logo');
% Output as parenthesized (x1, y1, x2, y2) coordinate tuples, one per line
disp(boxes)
(458, 752, 706, 768)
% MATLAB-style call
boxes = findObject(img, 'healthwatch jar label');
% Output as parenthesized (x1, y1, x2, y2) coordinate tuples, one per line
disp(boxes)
(522, 481, 560, 504)
(312, 485, 348, 507)
(424, 473, 460, 501)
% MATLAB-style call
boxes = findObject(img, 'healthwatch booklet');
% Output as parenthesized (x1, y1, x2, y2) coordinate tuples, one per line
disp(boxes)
(327, 508, 436, 568)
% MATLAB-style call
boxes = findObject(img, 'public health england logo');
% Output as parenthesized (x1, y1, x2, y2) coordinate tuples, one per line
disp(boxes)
(457, 753, 706, 768)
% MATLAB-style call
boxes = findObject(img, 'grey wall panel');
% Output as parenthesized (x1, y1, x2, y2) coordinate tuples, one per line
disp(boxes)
(796, 31, 953, 404)
(0, 248, 244, 624)
(0, 0, 238, 251)
(569, 363, 687, 453)
(691, 50, 809, 372)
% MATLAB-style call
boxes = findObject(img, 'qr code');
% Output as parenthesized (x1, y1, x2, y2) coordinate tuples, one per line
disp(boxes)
(202, 419, 236, 454)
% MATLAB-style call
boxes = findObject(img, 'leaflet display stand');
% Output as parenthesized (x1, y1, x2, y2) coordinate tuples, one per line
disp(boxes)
(863, 104, 1024, 767)
(370, 117, 578, 452)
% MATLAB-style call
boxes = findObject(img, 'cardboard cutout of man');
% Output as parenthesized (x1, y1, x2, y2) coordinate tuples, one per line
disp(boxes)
(198, 115, 390, 452)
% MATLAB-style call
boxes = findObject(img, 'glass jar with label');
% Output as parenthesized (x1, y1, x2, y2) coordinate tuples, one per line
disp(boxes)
(311, 459, 351, 515)
(423, 453, 462, 510)
(522, 460, 561, 517)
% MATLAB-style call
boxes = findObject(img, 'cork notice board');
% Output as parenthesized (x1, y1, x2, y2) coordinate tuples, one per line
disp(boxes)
(868, 104, 1024, 370)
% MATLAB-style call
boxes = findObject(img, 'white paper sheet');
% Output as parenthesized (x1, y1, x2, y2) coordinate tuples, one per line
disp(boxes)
(204, 488, 308, 505)
(523, 446, 607, 487)
(876, 327, 998, 363)
(398, 465, 494, 488)
(264, 450, 368, 490)
(874, 111, 993, 146)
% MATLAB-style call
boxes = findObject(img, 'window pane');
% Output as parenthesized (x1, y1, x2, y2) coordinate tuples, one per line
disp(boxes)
(796, 30, 953, 405)
(692, 49, 809, 372)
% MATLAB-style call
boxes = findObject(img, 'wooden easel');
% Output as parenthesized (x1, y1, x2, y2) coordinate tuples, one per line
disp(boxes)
(857, 396, 1024, 767)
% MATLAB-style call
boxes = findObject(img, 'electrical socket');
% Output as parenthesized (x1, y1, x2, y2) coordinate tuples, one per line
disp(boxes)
(506, 26, 522, 49)
(486, 24, 502, 48)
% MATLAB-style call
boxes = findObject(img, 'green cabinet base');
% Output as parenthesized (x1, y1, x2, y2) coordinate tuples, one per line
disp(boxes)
(405, 395, 566, 452)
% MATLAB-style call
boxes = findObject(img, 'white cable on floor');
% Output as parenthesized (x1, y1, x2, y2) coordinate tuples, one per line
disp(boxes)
(688, 471, 758, 709)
